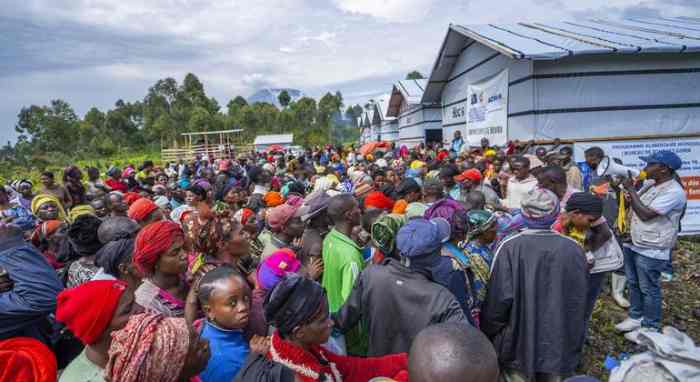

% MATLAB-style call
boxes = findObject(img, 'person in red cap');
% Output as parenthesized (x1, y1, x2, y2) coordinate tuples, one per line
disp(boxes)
(455, 168, 502, 208)
(132, 220, 188, 317)
(127, 197, 163, 227)
(0, 337, 57, 382)
(56, 280, 133, 382)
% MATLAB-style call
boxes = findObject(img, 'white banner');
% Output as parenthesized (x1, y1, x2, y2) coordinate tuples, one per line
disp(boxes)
(574, 137, 700, 235)
(466, 69, 509, 146)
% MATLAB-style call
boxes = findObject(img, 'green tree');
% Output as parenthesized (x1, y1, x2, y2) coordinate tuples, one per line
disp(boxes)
(15, 99, 80, 153)
(231, 96, 248, 108)
(406, 70, 425, 80)
(278, 90, 291, 109)
(187, 106, 213, 132)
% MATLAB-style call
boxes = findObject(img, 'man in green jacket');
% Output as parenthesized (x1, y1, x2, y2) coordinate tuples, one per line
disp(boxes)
(322, 193, 366, 355)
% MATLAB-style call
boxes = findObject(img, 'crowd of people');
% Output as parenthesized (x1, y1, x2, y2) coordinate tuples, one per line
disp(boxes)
(0, 133, 688, 382)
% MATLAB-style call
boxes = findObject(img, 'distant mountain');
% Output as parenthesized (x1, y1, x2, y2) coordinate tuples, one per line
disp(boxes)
(247, 88, 304, 109)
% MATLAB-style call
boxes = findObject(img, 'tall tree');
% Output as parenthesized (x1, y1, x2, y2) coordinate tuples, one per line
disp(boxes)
(15, 99, 80, 153)
(231, 96, 248, 108)
(278, 90, 291, 109)
(405, 70, 425, 80)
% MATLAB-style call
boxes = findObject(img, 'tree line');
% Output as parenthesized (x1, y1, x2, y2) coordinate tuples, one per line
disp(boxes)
(3, 73, 364, 168)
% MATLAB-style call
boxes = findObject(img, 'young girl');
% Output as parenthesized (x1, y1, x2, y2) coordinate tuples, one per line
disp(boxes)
(197, 266, 252, 382)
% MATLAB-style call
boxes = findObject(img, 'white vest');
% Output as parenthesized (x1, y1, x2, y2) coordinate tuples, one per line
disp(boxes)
(630, 180, 682, 250)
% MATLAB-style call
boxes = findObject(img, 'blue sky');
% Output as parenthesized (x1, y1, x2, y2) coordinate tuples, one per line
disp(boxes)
(1, 0, 698, 143)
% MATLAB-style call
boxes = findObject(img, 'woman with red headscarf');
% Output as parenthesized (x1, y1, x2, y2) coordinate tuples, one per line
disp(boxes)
(0, 337, 57, 382)
(57, 280, 133, 382)
(132, 221, 188, 317)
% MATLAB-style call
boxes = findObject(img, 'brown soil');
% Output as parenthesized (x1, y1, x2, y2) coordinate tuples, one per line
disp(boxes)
(579, 239, 700, 379)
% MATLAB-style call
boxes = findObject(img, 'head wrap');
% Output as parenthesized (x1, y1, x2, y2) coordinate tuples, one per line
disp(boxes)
(353, 183, 374, 198)
(57, 214, 103, 262)
(521, 188, 560, 229)
(466, 210, 497, 241)
(31, 194, 67, 221)
(371, 214, 407, 255)
(256, 249, 301, 290)
(133, 220, 183, 275)
(0, 337, 57, 382)
(98, 216, 140, 244)
(170, 205, 195, 225)
(266, 197, 304, 233)
(194, 178, 211, 191)
(363, 191, 395, 211)
(154, 195, 170, 209)
(96, 239, 135, 278)
(127, 198, 159, 222)
(106, 313, 190, 382)
(68, 204, 96, 223)
(123, 192, 142, 206)
(410, 160, 426, 170)
(405, 202, 429, 220)
(264, 274, 326, 336)
(234, 208, 256, 226)
(264, 192, 284, 208)
(391, 199, 408, 214)
(565, 192, 604, 216)
(56, 280, 128, 345)
(30, 220, 63, 246)
(424, 198, 466, 222)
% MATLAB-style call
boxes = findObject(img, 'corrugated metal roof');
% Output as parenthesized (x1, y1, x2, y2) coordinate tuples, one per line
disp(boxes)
(453, 17, 700, 60)
(387, 79, 428, 117)
(253, 134, 293, 145)
(421, 17, 700, 104)
(373, 95, 396, 121)
(396, 79, 427, 103)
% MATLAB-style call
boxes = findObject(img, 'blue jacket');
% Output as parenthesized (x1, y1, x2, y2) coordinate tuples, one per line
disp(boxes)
(0, 233, 63, 341)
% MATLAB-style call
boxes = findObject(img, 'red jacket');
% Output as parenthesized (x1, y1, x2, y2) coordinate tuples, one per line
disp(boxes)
(105, 178, 128, 193)
(267, 332, 408, 382)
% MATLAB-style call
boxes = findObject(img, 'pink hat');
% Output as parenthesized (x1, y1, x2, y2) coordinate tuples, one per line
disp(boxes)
(256, 248, 301, 290)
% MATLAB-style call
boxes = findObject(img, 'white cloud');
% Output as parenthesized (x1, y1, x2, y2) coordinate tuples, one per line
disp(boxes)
(3, 0, 699, 143)
(332, 0, 435, 23)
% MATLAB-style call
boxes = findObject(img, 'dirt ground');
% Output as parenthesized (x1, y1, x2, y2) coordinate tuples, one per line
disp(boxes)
(579, 239, 700, 379)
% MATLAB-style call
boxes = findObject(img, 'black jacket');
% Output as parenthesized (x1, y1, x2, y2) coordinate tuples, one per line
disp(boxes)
(334, 258, 467, 356)
(481, 229, 589, 377)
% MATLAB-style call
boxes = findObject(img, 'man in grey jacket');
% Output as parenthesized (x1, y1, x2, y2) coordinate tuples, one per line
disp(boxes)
(482, 188, 588, 381)
(333, 217, 468, 357)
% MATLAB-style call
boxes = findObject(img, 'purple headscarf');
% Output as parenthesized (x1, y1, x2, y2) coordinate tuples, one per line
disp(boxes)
(424, 198, 467, 222)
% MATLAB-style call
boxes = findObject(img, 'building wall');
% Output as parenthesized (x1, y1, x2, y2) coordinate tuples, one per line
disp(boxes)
(398, 98, 442, 148)
(440, 42, 534, 145)
(524, 52, 700, 140)
(440, 42, 700, 143)
(381, 119, 399, 142)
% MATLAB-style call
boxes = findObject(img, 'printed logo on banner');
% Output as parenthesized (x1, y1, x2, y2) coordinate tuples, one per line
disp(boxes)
(574, 138, 700, 235)
(465, 69, 508, 146)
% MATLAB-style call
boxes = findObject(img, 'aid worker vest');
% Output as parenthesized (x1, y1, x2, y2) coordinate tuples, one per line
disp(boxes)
(630, 180, 682, 250)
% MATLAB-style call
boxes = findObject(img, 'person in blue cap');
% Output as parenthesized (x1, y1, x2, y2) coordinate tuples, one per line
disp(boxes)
(616, 150, 687, 342)
(333, 217, 468, 357)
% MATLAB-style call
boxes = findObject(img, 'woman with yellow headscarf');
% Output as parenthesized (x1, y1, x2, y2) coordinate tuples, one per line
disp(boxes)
(31, 194, 67, 222)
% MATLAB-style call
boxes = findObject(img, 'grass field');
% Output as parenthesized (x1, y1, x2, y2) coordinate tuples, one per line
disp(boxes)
(580, 239, 700, 379)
